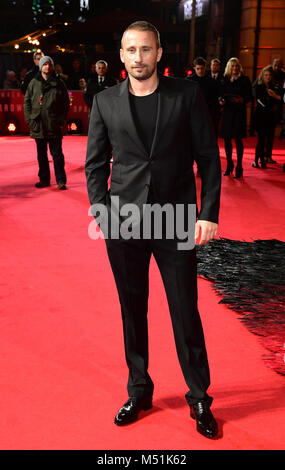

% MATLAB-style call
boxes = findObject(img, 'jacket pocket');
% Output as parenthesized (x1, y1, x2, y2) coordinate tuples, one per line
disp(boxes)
(29, 118, 40, 133)
(48, 113, 60, 132)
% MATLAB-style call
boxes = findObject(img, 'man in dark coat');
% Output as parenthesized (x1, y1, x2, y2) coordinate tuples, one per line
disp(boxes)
(208, 58, 223, 82)
(219, 58, 252, 177)
(188, 57, 220, 137)
(24, 56, 70, 189)
(272, 58, 285, 87)
(83, 60, 117, 111)
(66, 58, 85, 90)
(20, 51, 44, 95)
(272, 58, 285, 141)
(85, 21, 221, 439)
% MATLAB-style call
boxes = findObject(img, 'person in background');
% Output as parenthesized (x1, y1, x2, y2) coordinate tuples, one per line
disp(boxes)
(19, 66, 28, 83)
(54, 64, 68, 84)
(271, 58, 285, 142)
(219, 57, 252, 178)
(280, 85, 285, 140)
(271, 58, 285, 170)
(252, 65, 282, 168)
(82, 60, 117, 111)
(24, 56, 70, 190)
(208, 58, 223, 82)
(3, 70, 20, 89)
(20, 51, 44, 95)
(272, 58, 285, 87)
(67, 58, 85, 90)
(187, 57, 220, 137)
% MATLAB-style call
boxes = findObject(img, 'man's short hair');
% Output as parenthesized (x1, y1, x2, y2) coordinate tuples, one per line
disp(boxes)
(211, 58, 221, 64)
(122, 21, 161, 49)
(193, 57, 207, 67)
(96, 60, 108, 67)
(33, 51, 44, 60)
(272, 57, 283, 67)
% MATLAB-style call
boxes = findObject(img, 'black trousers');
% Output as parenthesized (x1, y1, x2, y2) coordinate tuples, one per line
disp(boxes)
(105, 235, 212, 407)
(255, 124, 276, 163)
(35, 137, 66, 184)
(224, 136, 244, 167)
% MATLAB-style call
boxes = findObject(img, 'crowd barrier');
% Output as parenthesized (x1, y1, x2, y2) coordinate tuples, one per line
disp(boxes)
(0, 89, 89, 136)
(1, 89, 282, 138)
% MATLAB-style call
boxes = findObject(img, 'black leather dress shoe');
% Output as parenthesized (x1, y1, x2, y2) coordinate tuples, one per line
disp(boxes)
(114, 396, 152, 426)
(190, 401, 218, 439)
(35, 180, 50, 188)
(58, 181, 67, 190)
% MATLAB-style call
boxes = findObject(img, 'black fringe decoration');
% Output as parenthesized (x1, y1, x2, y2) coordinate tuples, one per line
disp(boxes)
(196, 238, 285, 376)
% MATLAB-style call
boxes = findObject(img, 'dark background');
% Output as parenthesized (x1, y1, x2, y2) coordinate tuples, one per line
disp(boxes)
(0, 0, 242, 85)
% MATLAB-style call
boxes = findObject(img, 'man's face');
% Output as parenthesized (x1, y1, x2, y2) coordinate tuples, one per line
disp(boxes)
(211, 61, 220, 74)
(194, 64, 206, 77)
(72, 60, 80, 71)
(96, 62, 108, 77)
(90, 63, 97, 74)
(120, 29, 162, 81)
(34, 54, 42, 66)
(41, 60, 53, 78)
(7, 71, 17, 81)
(273, 59, 282, 73)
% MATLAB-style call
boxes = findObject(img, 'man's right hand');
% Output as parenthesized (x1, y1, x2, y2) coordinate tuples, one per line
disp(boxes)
(195, 220, 218, 245)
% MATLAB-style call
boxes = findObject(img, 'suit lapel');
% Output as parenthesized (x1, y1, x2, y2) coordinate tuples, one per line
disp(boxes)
(114, 75, 177, 158)
(149, 75, 177, 158)
(114, 78, 147, 156)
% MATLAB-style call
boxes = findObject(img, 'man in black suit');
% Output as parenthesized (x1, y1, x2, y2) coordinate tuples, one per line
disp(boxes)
(208, 58, 223, 82)
(83, 60, 117, 111)
(188, 57, 220, 136)
(20, 51, 44, 95)
(85, 21, 221, 439)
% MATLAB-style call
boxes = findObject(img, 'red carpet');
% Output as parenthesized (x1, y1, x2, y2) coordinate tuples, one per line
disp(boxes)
(0, 135, 285, 450)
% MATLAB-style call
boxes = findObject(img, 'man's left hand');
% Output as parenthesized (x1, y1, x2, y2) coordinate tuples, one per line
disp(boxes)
(195, 220, 218, 245)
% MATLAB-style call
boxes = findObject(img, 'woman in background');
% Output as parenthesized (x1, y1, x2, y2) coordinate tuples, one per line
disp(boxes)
(252, 65, 282, 168)
(220, 58, 252, 178)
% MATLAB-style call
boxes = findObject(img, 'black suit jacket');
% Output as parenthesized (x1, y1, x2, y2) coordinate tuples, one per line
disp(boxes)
(187, 74, 220, 125)
(20, 65, 39, 95)
(207, 70, 224, 82)
(83, 74, 117, 109)
(85, 75, 221, 224)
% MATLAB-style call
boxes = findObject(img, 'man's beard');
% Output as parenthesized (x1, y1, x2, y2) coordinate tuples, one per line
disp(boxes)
(128, 64, 156, 81)
(42, 71, 52, 80)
